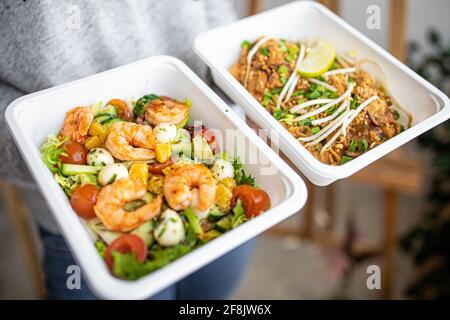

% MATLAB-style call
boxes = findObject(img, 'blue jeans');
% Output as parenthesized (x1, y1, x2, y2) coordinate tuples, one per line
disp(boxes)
(39, 228, 255, 300)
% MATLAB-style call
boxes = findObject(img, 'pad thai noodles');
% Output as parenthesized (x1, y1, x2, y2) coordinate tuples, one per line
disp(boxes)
(231, 37, 412, 165)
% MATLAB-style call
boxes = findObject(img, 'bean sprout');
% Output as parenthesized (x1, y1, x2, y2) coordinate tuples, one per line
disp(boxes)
(308, 78, 337, 92)
(244, 36, 272, 87)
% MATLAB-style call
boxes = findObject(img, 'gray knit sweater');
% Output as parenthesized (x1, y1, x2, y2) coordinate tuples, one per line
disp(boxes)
(0, 0, 236, 233)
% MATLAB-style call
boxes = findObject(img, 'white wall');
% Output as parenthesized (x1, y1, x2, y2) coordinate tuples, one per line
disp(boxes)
(234, 0, 450, 54)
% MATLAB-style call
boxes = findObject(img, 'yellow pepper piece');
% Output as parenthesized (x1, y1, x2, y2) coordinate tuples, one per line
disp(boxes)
(88, 122, 110, 143)
(215, 183, 233, 212)
(84, 136, 102, 150)
(155, 143, 171, 163)
(148, 175, 165, 194)
(129, 162, 149, 186)
(220, 177, 236, 189)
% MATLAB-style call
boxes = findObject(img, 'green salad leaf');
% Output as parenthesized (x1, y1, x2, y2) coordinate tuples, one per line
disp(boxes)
(110, 244, 193, 280)
(182, 208, 203, 236)
(231, 199, 247, 228)
(232, 157, 256, 187)
(54, 172, 98, 196)
(40, 135, 67, 173)
(112, 251, 151, 280)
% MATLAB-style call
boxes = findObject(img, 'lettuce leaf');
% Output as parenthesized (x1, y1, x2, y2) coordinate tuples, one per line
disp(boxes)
(40, 135, 66, 173)
(111, 244, 192, 280)
(54, 172, 98, 196)
(232, 156, 256, 187)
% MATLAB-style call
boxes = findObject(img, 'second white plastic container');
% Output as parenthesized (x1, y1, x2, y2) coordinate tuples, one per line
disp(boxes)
(194, 1, 450, 185)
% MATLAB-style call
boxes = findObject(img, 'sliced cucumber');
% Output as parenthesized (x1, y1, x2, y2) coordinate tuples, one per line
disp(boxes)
(102, 105, 117, 115)
(131, 220, 155, 246)
(61, 164, 101, 176)
(207, 207, 227, 222)
(102, 117, 122, 127)
(200, 229, 221, 242)
(214, 216, 232, 233)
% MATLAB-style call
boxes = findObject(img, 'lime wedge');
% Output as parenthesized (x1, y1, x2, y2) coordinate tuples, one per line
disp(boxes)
(298, 39, 336, 78)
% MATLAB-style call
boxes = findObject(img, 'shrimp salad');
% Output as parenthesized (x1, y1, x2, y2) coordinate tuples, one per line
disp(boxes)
(40, 95, 270, 280)
(231, 37, 412, 165)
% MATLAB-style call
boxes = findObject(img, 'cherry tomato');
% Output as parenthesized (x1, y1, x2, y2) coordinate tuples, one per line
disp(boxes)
(59, 141, 88, 165)
(148, 155, 178, 175)
(231, 185, 270, 218)
(193, 126, 218, 153)
(106, 98, 131, 121)
(105, 234, 147, 270)
(69, 184, 99, 219)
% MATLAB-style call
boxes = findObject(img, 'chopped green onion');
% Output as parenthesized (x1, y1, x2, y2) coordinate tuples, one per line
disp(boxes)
(271, 87, 283, 95)
(279, 39, 288, 52)
(241, 40, 251, 48)
(393, 110, 400, 120)
(306, 90, 321, 99)
(278, 65, 289, 76)
(350, 96, 360, 109)
(329, 91, 340, 99)
(326, 105, 337, 115)
(348, 140, 357, 152)
(262, 89, 273, 107)
(341, 156, 353, 165)
(299, 119, 312, 126)
(360, 139, 369, 152)
(292, 90, 305, 97)
(260, 47, 269, 56)
(311, 127, 321, 134)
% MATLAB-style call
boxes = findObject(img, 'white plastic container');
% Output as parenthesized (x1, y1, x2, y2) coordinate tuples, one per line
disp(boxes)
(194, 1, 450, 186)
(5, 56, 307, 299)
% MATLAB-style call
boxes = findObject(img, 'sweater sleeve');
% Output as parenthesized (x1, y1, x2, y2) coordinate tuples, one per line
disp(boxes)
(0, 81, 36, 188)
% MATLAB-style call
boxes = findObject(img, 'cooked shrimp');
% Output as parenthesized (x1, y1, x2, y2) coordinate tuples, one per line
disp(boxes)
(164, 164, 216, 211)
(106, 121, 156, 161)
(144, 98, 189, 126)
(61, 106, 93, 143)
(94, 178, 163, 232)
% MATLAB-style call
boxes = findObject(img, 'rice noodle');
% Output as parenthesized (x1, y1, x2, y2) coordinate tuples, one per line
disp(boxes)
(322, 67, 356, 77)
(284, 74, 299, 103)
(308, 78, 337, 92)
(289, 83, 355, 119)
(244, 36, 271, 87)
(311, 98, 349, 126)
(276, 44, 306, 109)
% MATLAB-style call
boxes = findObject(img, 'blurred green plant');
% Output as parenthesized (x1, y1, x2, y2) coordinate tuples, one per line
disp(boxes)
(401, 29, 450, 299)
